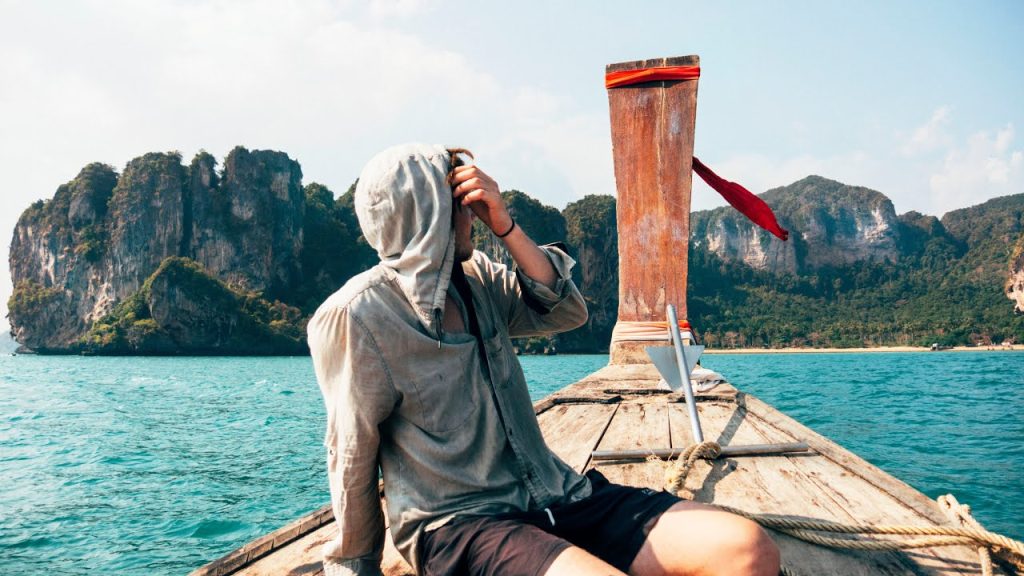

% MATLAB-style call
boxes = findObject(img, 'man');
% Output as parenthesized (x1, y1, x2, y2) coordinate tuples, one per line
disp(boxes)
(308, 143, 780, 576)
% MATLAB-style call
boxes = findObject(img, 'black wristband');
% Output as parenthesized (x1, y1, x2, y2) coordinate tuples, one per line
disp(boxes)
(495, 218, 516, 238)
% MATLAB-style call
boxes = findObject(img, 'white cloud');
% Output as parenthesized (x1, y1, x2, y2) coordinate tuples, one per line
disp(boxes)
(929, 123, 1024, 214)
(694, 114, 1024, 219)
(367, 0, 436, 19)
(900, 106, 953, 156)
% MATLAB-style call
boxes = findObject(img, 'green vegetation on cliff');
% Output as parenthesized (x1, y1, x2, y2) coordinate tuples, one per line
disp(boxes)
(17, 162, 119, 264)
(561, 195, 618, 352)
(8, 281, 63, 320)
(79, 257, 306, 355)
(296, 183, 375, 313)
(689, 193, 1024, 348)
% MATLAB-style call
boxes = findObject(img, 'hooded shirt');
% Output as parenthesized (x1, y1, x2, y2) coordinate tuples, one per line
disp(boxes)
(307, 143, 592, 576)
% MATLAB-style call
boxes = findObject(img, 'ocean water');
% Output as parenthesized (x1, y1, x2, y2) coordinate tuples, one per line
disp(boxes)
(0, 352, 1020, 574)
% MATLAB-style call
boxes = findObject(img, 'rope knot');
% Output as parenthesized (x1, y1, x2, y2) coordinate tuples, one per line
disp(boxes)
(663, 440, 721, 496)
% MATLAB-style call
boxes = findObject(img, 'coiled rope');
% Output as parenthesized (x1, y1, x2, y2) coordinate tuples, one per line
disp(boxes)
(663, 440, 1024, 576)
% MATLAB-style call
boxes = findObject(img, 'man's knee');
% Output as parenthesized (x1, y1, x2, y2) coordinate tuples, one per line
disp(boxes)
(731, 517, 780, 576)
(700, 512, 778, 573)
(546, 545, 625, 576)
(679, 513, 779, 576)
(631, 502, 780, 576)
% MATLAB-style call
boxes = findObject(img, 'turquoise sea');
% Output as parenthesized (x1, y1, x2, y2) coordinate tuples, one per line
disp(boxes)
(1, 352, 1021, 575)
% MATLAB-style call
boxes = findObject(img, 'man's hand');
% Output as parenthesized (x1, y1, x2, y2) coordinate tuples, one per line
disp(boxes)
(451, 162, 558, 289)
(451, 164, 514, 235)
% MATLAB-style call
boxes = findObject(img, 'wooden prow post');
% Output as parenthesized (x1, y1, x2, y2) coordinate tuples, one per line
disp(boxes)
(607, 55, 700, 365)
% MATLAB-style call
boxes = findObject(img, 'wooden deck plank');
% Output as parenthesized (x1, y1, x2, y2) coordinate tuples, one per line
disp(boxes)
(740, 409, 981, 574)
(591, 402, 671, 489)
(578, 362, 663, 383)
(234, 511, 413, 576)
(665, 397, 983, 574)
(235, 522, 332, 576)
(668, 402, 920, 575)
(537, 403, 618, 473)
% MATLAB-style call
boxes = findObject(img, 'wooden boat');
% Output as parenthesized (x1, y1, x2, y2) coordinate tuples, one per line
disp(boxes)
(191, 55, 1015, 575)
(191, 366, 998, 575)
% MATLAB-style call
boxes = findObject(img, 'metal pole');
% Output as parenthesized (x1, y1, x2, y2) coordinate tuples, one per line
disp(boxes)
(591, 442, 811, 462)
(668, 304, 704, 443)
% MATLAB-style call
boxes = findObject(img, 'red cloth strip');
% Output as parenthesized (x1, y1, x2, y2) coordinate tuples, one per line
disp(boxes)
(605, 65, 701, 88)
(692, 157, 790, 241)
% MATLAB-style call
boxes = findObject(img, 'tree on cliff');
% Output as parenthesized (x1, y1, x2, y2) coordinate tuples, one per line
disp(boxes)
(296, 182, 375, 313)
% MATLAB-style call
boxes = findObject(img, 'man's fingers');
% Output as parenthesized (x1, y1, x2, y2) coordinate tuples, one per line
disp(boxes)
(451, 165, 493, 186)
(450, 165, 476, 183)
(452, 164, 479, 176)
(453, 177, 486, 196)
(452, 173, 487, 189)
(460, 189, 486, 205)
(450, 165, 501, 214)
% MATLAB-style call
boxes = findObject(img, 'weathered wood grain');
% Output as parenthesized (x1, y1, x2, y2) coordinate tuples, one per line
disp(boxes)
(226, 498, 415, 576)
(606, 55, 700, 364)
(740, 401, 982, 573)
(591, 402, 671, 489)
(537, 403, 618, 473)
(662, 397, 982, 574)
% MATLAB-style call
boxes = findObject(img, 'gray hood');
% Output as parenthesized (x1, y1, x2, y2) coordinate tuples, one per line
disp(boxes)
(354, 143, 455, 340)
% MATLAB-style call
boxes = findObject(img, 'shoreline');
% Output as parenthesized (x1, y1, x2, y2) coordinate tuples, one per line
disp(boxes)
(703, 345, 1024, 354)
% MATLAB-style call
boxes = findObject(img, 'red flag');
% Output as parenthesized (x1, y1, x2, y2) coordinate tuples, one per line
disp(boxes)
(692, 157, 789, 241)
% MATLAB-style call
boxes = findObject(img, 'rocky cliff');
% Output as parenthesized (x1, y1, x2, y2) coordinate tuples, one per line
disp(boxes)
(690, 176, 901, 274)
(689, 189, 1024, 347)
(9, 147, 1022, 353)
(1006, 235, 1024, 315)
(560, 195, 618, 353)
(8, 147, 330, 354)
(188, 149, 305, 300)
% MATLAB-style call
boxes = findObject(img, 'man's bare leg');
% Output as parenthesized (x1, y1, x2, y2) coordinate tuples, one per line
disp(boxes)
(629, 501, 780, 576)
(545, 545, 625, 576)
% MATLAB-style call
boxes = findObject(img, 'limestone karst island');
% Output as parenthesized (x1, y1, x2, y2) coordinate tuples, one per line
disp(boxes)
(8, 146, 1024, 355)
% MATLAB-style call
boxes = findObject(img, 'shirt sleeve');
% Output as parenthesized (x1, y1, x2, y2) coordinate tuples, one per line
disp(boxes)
(307, 304, 398, 576)
(480, 243, 589, 338)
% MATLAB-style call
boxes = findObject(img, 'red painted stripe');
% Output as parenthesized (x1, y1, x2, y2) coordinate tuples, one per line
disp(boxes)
(605, 65, 701, 88)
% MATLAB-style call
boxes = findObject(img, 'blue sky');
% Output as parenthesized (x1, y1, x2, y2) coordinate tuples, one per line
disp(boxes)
(2, 0, 1022, 332)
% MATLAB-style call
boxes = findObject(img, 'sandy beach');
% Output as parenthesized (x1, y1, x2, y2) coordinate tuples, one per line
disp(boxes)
(703, 344, 1024, 354)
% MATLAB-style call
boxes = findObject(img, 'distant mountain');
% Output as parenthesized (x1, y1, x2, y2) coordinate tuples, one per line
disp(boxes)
(687, 185, 1024, 347)
(8, 145, 1022, 353)
(693, 176, 912, 274)
(8, 147, 373, 354)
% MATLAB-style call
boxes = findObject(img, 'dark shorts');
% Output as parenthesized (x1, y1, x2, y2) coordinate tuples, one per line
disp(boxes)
(419, 469, 682, 576)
